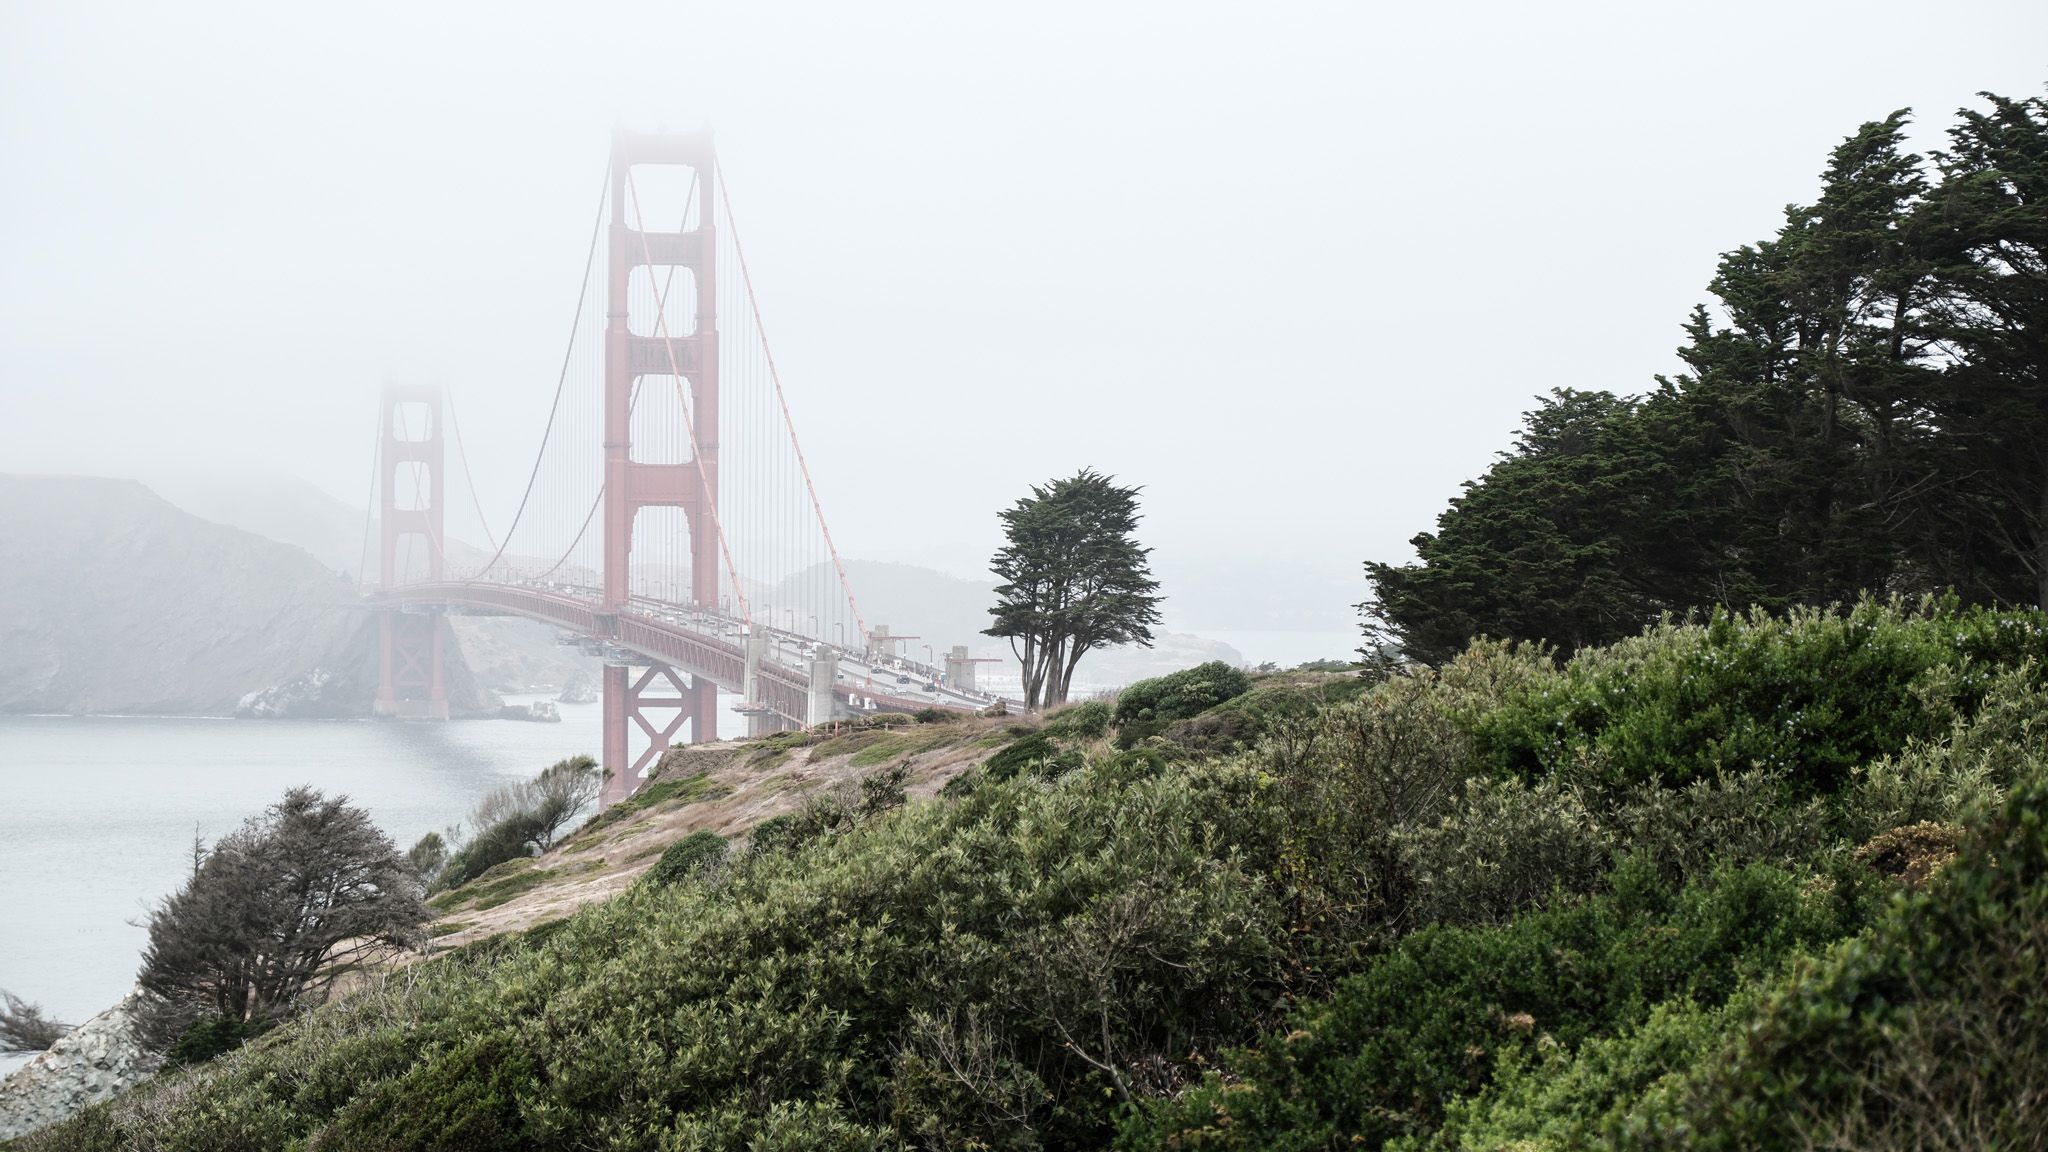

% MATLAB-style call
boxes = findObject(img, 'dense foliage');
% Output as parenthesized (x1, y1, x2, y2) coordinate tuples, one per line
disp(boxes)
(1367, 91, 2048, 662)
(23, 599, 2048, 1151)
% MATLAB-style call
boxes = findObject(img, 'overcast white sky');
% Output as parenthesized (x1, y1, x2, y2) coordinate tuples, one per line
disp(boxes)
(3, 1, 2044, 631)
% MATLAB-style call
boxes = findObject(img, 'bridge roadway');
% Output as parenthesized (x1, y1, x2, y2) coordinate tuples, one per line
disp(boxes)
(376, 580, 1002, 726)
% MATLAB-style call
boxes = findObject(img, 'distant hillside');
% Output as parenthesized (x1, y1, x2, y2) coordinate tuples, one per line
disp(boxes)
(142, 471, 372, 578)
(144, 468, 583, 584)
(0, 475, 493, 716)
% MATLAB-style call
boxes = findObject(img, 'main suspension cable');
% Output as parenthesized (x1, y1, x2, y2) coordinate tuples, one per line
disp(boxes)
(467, 159, 611, 582)
(355, 409, 380, 589)
(444, 387, 499, 554)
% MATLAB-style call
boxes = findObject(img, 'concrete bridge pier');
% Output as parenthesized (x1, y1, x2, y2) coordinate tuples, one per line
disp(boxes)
(807, 651, 839, 726)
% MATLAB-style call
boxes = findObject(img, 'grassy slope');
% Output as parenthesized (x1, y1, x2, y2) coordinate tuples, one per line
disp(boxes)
(420, 715, 1022, 951)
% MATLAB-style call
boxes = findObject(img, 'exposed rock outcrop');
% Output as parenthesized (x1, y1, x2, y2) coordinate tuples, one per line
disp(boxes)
(0, 990, 159, 1140)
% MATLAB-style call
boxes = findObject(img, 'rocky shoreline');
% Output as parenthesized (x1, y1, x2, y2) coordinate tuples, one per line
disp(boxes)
(0, 991, 158, 1140)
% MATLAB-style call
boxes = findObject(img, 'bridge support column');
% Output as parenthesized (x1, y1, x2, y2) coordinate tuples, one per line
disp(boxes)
(689, 676, 718, 747)
(602, 663, 629, 803)
(740, 633, 767, 705)
(601, 661, 720, 805)
(807, 651, 839, 727)
(374, 607, 448, 720)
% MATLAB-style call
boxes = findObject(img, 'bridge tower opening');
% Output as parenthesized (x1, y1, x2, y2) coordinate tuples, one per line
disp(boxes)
(375, 384, 450, 720)
(602, 129, 722, 801)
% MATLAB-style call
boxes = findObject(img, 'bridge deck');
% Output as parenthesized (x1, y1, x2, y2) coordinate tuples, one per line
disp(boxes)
(377, 582, 997, 725)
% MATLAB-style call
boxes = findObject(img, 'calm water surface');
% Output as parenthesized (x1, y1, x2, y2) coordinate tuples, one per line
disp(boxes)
(0, 694, 747, 1071)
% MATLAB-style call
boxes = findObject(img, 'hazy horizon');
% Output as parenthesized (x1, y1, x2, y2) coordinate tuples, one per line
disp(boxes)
(7, 1, 2046, 633)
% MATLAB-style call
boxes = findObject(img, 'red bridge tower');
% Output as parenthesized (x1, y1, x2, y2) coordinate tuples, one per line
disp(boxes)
(601, 129, 722, 801)
(375, 384, 450, 720)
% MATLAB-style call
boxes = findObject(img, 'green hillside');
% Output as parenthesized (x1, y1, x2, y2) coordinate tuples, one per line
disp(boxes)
(19, 600, 2048, 1150)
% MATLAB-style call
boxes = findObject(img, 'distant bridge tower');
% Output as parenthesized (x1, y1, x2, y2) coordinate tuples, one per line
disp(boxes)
(602, 129, 721, 801)
(376, 384, 450, 720)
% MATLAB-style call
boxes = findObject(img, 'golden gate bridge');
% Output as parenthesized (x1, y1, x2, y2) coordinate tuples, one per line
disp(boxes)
(358, 130, 1001, 804)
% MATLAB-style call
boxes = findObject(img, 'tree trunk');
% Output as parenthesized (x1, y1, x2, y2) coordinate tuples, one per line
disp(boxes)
(2036, 452, 2048, 614)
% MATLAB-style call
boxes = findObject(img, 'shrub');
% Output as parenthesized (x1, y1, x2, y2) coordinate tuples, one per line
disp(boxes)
(1607, 767, 1832, 888)
(1471, 600, 2048, 796)
(983, 732, 1056, 782)
(1252, 642, 1555, 972)
(1126, 862, 1865, 1150)
(1041, 699, 1112, 740)
(1400, 774, 1612, 927)
(1614, 748, 2048, 1150)
(858, 764, 911, 815)
(435, 810, 549, 893)
(1159, 709, 1264, 756)
(162, 1013, 254, 1070)
(641, 830, 728, 889)
(34, 758, 1287, 1152)
(402, 830, 450, 888)
(435, 756, 603, 892)
(1112, 661, 1253, 744)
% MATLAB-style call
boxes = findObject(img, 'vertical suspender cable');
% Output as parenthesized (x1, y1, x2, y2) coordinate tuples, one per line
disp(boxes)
(716, 159, 869, 649)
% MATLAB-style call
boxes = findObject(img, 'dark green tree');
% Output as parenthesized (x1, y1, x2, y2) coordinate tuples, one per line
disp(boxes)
(1917, 92, 2048, 607)
(1364, 390, 1686, 663)
(986, 469, 1164, 709)
(1363, 103, 2040, 663)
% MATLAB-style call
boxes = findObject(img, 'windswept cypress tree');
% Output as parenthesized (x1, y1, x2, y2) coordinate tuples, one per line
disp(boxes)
(986, 468, 1164, 709)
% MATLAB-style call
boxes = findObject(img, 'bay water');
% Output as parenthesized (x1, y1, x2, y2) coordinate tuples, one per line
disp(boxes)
(0, 694, 747, 1077)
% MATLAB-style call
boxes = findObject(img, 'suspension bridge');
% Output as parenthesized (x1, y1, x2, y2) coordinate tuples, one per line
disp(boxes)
(360, 130, 1001, 804)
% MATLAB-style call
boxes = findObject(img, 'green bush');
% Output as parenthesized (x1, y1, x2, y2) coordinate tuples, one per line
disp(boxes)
(162, 1013, 255, 1070)
(1125, 861, 1867, 1150)
(1613, 747, 2048, 1150)
(641, 830, 728, 889)
(1399, 774, 1612, 927)
(1159, 708, 1265, 756)
(434, 811, 547, 893)
(982, 732, 1055, 781)
(1472, 600, 2048, 796)
(1112, 661, 1254, 744)
(1608, 767, 1832, 888)
(1041, 699, 1112, 740)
